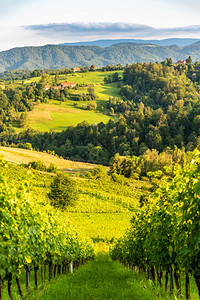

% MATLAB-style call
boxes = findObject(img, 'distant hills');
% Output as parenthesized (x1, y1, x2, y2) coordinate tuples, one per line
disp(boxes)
(1, 40, 200, 72)
(60, 38, 200, 48)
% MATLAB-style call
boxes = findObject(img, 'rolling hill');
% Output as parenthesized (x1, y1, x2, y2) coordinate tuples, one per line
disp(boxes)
(0, 41, 200, 72)
(60, 38, 200, 47)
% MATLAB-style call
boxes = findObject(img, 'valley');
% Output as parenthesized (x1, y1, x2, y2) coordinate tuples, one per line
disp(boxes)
(0, 63, 199, 299)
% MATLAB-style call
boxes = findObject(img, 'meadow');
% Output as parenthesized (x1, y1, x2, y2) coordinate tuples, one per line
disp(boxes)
(0, 70, 122, 132)
(28, 101, 115, 131)
(25, 70, 122, 131)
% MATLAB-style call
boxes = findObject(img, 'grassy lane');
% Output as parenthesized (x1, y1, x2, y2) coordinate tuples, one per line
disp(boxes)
(32, 254, 164, 300)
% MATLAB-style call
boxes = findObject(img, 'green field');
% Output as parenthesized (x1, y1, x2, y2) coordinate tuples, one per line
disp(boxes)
(1, 70, 122, 131)
(28, 102, 115, 131)
(26, 71, 122, 131)
(58, 70, 123, 86)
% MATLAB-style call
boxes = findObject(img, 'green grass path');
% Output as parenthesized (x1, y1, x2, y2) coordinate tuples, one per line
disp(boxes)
(34, 254, 161, 300)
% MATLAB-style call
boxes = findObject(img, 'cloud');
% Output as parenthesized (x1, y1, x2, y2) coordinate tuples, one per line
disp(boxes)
(24, 22, 154, 40)
(159, 25, 200, 34)
(24, 22, 200, 40)
(25, 22, 153, 35)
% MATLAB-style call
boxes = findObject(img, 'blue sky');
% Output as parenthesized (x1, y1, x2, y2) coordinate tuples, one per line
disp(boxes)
(0, 0, 200, 51)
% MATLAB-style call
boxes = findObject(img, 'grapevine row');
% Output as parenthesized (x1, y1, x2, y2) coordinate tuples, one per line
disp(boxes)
(111, 150, 200, 299)
(0, 169, 94, 299)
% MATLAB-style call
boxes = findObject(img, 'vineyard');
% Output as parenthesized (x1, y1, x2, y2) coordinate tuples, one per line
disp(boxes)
(111, 150, 200, 299)
(0, 159, 95, 299)
(0, 147, 199, 299)
(0, 153, 144, 299)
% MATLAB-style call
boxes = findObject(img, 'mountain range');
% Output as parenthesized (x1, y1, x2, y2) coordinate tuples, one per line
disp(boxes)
(60, 38, 200, 48)
(1, 40, 200, 72)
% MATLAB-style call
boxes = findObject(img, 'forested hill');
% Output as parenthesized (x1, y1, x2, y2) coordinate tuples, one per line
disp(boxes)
(1, 41, 200, 72)
(60, 38, 200, 47)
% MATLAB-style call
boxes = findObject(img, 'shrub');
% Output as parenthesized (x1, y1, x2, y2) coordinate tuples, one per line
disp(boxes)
(47, 173, 77, 208)
(85, 165, 107, 180)
(27, 160, 46, 171)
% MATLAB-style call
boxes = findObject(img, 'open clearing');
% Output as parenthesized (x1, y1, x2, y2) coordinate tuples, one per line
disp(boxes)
(0, 146, 97, 174)
(25, 71, 122, 131)
(28, 102, 114, 131)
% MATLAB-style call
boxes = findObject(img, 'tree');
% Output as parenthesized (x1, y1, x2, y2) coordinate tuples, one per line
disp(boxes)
(19, 112, 28, 127)
(90, 65, 96, 71)
(87, 85, 95, 98)
(85, 165, 107, 179)
(186, 56, 192, 64)
(48, 173, 77, 208)
(112, 72, 119, 82)
(39, 73, 51, 86)
(55, 72, 59, 85)
(87, 101, 97, 110)
(166, 58, 173, 66)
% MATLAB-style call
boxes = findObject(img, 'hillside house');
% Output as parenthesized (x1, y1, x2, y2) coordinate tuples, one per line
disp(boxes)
(45, 85, 51, 90)
(60, 82, 76, 88)
(89, 65, 98, 70)
(176, 59, 186, 64)
(52, 86, 61, 90)
(72, 67, 81, 72)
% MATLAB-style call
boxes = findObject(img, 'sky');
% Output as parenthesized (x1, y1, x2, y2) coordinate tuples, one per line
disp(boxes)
(1, 0, 200, 51)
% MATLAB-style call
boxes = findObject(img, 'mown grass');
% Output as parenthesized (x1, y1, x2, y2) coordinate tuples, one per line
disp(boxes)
(29, 254, 167, 300)
(29, 254, 199, 300)
(60, 70, 123, 86)
(2, 254, 199, 300)
(29, 106, 114, 131)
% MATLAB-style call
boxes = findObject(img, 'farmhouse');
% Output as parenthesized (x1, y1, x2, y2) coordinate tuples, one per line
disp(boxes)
(176, 59, 186, 64)
(89, 65, 98, 70)
(72, 67, 81, 72)
(60, 82, 76, 88)
(52, 86, 61, 90)
(45, 85, 51, 90)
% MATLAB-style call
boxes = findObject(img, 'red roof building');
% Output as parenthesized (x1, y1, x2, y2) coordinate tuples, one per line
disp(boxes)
(176, 59, 186, 64)
(45, 85, 51, 90)
(72, 67, 81, 72)
(60, 82, 76, 88)
(89, 65, 98, 70)
(53, 86, 61, 90)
